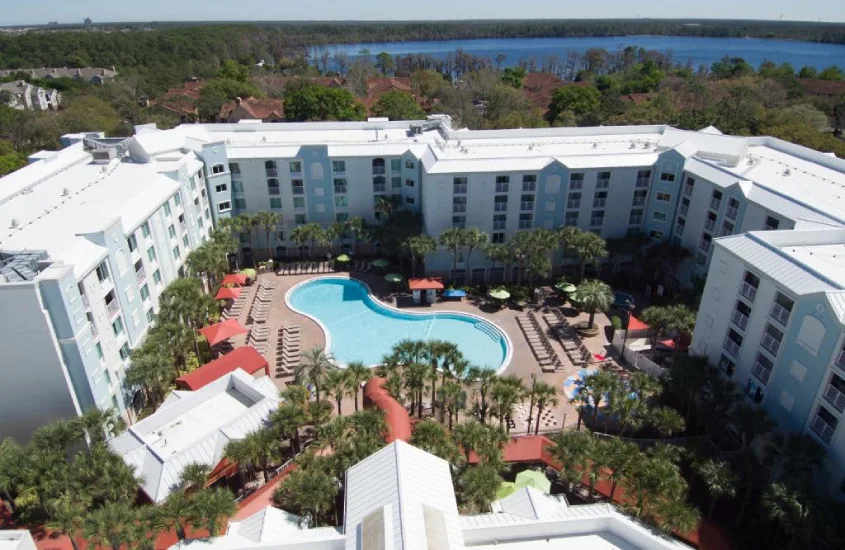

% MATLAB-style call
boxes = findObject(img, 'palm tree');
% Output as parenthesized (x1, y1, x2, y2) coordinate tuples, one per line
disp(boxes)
(666, 354, 710, 422)
(695, 459, 737, 520)
(407, 235, 437, 277)
(573, 279, 613, 329)
(345, 361, 371, 412)
(79, 407, 125, 444)
(439, 227, 467, 281)
(255, 211, 282, 261)
(763, 482, 810, 548)
(302, 346, 335, 402)
(0, 438, 24, 512)
(459, 464, 502, 513)
(250, 428, 282, 483)
(453, 420, 488, 462)
(557, 225, 582, 277)
(651, 497, 701, 535)
(190, 487, 236, 537)
(547, 430, 591, 492)
(425, 340, 449, 418)
(438, 381, 465, 430)
(489, 376, 525, 433)
(483, 243, 513, 283)
(158, 491, 194, 541)
(572, 231, 608, 281)
(403, 361, 428, 418)
(327, 221, 346, 253)
(410, 420, 461, 463)
(640, 306, 669, 359)
(662, 304, 696, 364)
(581, 370, 618, 427)
(532, 381, 558, 435)
(462, 228, 489, 283)
(604, 438, 640, 501)
(83, 501, 136, 550)
(345, 216, 366, 255)
(271, 401, 308, 456)
(324, 369, 349, 416)
(272, 463, 338, 527)
(179, 462, 211, 492)
(467, 367, 497, 424)
(223, 439, 253, 497)
(649, 406, 685, 439)
(47, 495, 89, 550)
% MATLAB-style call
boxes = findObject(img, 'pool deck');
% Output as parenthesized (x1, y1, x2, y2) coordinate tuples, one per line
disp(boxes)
(227, 271, 620, 434)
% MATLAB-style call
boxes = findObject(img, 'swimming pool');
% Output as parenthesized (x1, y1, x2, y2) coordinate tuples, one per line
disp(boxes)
(286, 277, 511, 372)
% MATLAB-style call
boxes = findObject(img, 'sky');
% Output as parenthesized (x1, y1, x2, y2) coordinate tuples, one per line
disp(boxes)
(2, 0, 844, 26)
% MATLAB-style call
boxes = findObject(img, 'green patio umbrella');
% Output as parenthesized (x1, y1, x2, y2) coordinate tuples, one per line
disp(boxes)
(336, 254, 351, 262)
(384, 273, 403, 283)
(240, 268, 257, 279)
(496, 481, 518, 500)
(555, 281, 577, 293)
(371, 258, 390, 268)
(488, 288, 511, 300)
(514, 470, 551, 494)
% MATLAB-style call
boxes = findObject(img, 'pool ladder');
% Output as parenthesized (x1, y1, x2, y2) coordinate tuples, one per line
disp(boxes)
(474, 321, 501, 342)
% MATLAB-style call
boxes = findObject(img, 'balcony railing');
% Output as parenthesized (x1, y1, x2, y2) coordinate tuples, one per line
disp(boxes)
(135, 267, 146, 285)
(372, 167, 386, 175)
(495, 183, 509, 193)
(292, 187, 304, 196)
(710, 198, 722, 210)
(567, 201, 581, 210)
(590, 218, 604, 227)
(81, 293, 89, 309)
(675, 224, 685, 236)
(705, 219, 716, 231)
(740, 282, 757, 302)
(683, 185, 693, 197)
(106, 299, 119, 319)
(726, 206, 738, 220)
(632, 197, 646, 207)
(629, 216, 643, 225)
(373, 184, 386, 193)
(494, 203, 508, 212)
(732, 310, 749, 331)
(593, 198, 607, 208)
(700, 239, 711, 252)
(453, 185, 467, 194)
(635, 177, 649, 188)
(334, 185, 347, 194)
(518, 220, 532, 229)
(811, 415, 835, 444)
(679, 204, 689, 216)
(752, 362, 771, 385)
(720, 226, 733, 237)
(836, 350, 845, 371)
(596, 179, 610, 189)
(770, 302, 791, 327)
(89, 323, 98, 340)
(179, 222, 187, 233)
(761, 333, 781, 356)
(493, 223, 506, 231)
(523, 183, 537, 192)
(521, 202, 534, 211)
(724, 337, 741, 358)
(824, 384, 845, 413)
(453, 204, 467, 213)
(569, 182, 583, 191)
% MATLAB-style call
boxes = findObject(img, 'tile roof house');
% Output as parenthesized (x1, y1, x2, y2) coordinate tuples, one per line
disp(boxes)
(799, 78, 845, 97)
(521, 72, 567, 112)
(0, 66, 117, 83)
(219, 96, 284, 122)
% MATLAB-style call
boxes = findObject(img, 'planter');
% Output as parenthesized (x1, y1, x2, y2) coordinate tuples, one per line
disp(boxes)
(574, 321, 600, 337)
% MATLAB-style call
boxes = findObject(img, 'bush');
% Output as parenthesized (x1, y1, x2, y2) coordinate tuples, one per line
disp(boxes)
(611, 316, 623, 331)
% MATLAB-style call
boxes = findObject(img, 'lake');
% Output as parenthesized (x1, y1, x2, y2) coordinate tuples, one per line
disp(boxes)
(313, 35, 845, 71)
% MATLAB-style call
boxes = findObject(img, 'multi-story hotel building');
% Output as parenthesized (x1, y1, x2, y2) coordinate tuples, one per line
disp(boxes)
(3, 115, 845, 494)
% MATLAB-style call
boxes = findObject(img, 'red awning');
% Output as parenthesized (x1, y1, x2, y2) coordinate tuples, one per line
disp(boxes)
(628, 315, 649, 331)
(215, 286, 242, 301)
(176, 346, 269, 390)
(199, 318, 248, 346)
(222, 273, 248, 286)
(408, 277, 444, 291)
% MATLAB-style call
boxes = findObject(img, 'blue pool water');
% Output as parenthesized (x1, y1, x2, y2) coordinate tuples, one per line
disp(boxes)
(287, 277, 509, 371)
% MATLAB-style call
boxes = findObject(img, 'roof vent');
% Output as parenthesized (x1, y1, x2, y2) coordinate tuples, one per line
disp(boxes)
(62, 187, 70, 196)
(629, 142, 637, 149)
(10, 218, 19, 228)
(783, 168, 791, 176)
(592, 143, 599, 149)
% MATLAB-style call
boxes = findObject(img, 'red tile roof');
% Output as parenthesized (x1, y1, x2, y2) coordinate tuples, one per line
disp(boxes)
(800, 78, 845, 97)
(408, 277, 444, 290)
(521, 72, 567, 111)
(176, 346, 269, 390)
(219, 97, 284, 122)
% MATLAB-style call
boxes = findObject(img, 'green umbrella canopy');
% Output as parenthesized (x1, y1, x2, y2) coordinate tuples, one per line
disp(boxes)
(514, 470, 551, 494)
(336, 254, 351, 262)
(488, 288, 511, 300)
(384, 273, 404, 283)
(496, 481, 517, 500)
(240, 268, 256, 279)
(555, 282, 577, 293)
(371, 258, 390, 268)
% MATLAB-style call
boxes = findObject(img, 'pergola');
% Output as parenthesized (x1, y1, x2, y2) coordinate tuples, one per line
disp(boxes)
(408, 277, 444, 305)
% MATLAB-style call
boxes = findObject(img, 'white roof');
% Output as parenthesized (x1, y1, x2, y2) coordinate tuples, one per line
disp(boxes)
(59, 237, 109, 279)
(231, 507, 308, 543)
(0, 531, 36, 550)
(108, 369, 279, 503)
(494, 487, 570, 520)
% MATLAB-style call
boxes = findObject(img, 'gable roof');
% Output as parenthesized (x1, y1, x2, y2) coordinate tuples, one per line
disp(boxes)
(176, 347, 269, 390)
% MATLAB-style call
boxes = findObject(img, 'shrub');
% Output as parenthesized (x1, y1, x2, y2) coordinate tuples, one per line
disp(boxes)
(611, 316, 623, 331)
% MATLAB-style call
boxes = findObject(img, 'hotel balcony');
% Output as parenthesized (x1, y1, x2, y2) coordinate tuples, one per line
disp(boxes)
(751, 361, 771, 385)
(89, 323, 99, 340)
(699, 239, 711, 253)
(596, 179, 610, 189)
(704, 218, 716, 231)
(635, 177, 649, 188)
(135, 267, 146, 285)
(453, 204, 467, 213)
(770, 302, 791, 327)
(836, 350, 845, 371)
(334, 185, 347, 195)
(265, 168, 278, 178)
(724, 337, 741, 358)
(683, 185, 693, 197)
(593, 198, 607, 208)
(520, 202, 534, 211)
(106, 299, 119, 319)
(732, 310, 749, 331)
(811, 415, 836, 444)
(495, 183, 509, 193)
(566, 200, 581, 210)
(739, 281, 757, 303)
(494, 203, 508, 212)
(824, 383, 845, 413)
(81, 293, 89, 310)
(675, 224, 685, 236)
(761, 333, 781, 357)
(373, 184, 386, 193)
(632, 197, 646, 207)
(710, 197, 722, 210)
(726, 206, 738, 220)
(679, 204, 689, 216)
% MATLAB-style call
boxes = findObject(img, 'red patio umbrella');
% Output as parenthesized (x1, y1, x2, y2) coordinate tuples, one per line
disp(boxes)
(221, 273, 248, 286)
(199, 318, 248, 346)
(215, 286, 242, 301)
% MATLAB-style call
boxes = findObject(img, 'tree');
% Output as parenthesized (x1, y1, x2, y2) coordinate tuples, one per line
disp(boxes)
(572, 231, 607, 281)
(272, 459, 338, 527)
(47, 495, 89, 550)
(407, 234, 437, 277)
(371, 91, 425, 120)
(190, 487, 236, 537)
(157, 277, 216, 329)
(254, 211, 282, 261)
(83, 501, 136, 550)
(403, 361, 428, 418)
(531, 381, 558, 435)
(324, 369, 349, 416)
(695, 459, 737, 520)
(375, 52, 395, 75)
(218, 60, 251, 82)
(818, 65, 844, 81)
(410, 420, 461, 463)
(290, 223, 327, 260)
(0, 438, 23, 513)
(438, 380, 465, 430)
(604, 438, 640, 501)
(158, 491, 194, 541)
(439, 227, 467, 281)
(489, 375, 525, 433)
(649, 406, 685, 439)
(301, 346, 335, 403)
(662, 304, 696, 364)
(581, 370, 619, 427)
(640, 306, 669, 359)
(284, 84, 366, 122)
(573, 279, 613, 329)
(763, 482, 811, 548)
(453, 420, 488, 462)
(501, 66, 526, 88)
(345, 361, 371, 412)
(547, 431, 590, 491)
(556, 225, 582, 276)
(179, 462, 211, 492)
(271, 401, 309, 455)
(460, 464, 502, 513)
(462, 228, 488, 284)
(549, 85, 601, 123)
(467, 367, 497, 424)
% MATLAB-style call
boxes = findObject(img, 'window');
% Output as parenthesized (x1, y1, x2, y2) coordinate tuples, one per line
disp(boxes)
(596, 171, 611, 189)
(295, 214, 307, 225)
(265, 160, 278, 177)
(726, 197, 740, 220)
(493, 214, 507, 230)
(636, 170, 651, 187)
(163, 200, 172, 216)
(405, 197, 415, 205)
(764, 216, 780, 231)
(173, 193, 181, 207)
(228, 162, 240, 174)
(569, 173, 584, 190)
(336, 212, 349, 223)
(152, 270, 162, 286)
(452, 216, 466, 229)
(373, 176, 386, 193)
(391, 159, 401, 171)
(332, 160, 346, 173)
(96, 261, 110, 283)
(629, 208, 644, 225)
(140, 222, 151, 238)
(660, 172, 676, 182)
(565, 211, 579, 226)
(405, 159, 415, 169)
(405, 179, 415, 187)
(264, 197, 279, 209)
(453, 177, 468, 194)
(217, 201, 231, 213)
(335, 196, 348, 207)
(632, 189, 648, 207)
(494, 195, 508, 212)
(267, 178, 280, 195)
(289, 160, 302, 173)
(519, 213, 533, 229)
(372, 158, 386, 175)
(234, 198, 247, 210)
(126, 234, 137, 253)
(95, 342, 104, 361)
(292, 180, 304, 195)
(146, 246, 156, 263)
(112, 316, 124, 337)
(140, 284, 150, 302)
(520, 194, 535, 211)
(173, 246, 180, 260)
(593, 191, 607, 208)
(293, 197, 305, 208)
(656, 192, 671, 202)
(453, 196, 467, 213)
(495, 176, 510, 193)
(146, 308, 155, 323)
(567, 192, 581, 210)
(182, 234, 189, 248)
(522, 175, 537, 192)
(652, 211, 668, 222)
(168, 224, 176, 239)
(492, 232, 505, 243)
(590, 211, 605, 227)
(649, 230, 664, 240)
(211, 164, 225, 175)
(719, 354, 736, 377)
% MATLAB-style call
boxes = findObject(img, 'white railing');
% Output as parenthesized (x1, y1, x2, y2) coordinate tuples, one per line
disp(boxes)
(836, 350, 845, 370)
(135, 267, 146, 285)
(705, 219, 716, 231)
(629, 216, 643, 225)
(732, 310, 749, 331)
(720, 226, 732, 237)
(521, 202, 534, 211)
(824, 384, 845, 413)
(495, 184, 509, 193)
(740, 282, 757, 302)
(710, 198, 721, 210)
(90, 323, 98, 340)
(700, 239, 710, 252)
(724, 337, 740, 358)
(632, 197, 645, 206)
(752, 362, 771, 385)
(726, 206, 738, 220)
(453, 185, 467, 194)
(81, 293, 89, 309)
(596, 179, 610, 189)
(683, 185, 693, 196)
(567, 200, 581, 209)
(453, 204, 467, 213)
(373, 185, 386, 193)
(761, 333, 781, 356)
(495, 203, 508, 212)
(106, 299, 119, 319)
(675, 224, 685, 235)
(522, 183, 536, 192)
(811, 416, 835, 444)
(770, 302, 791, 327)
(265, 168, 278, 177)
(679, 204, 689, 216)
(593, 198, 607, 208)
(635, 177, 649, 188)
(518, 221, 532, 229)
(334, 185, 347, 194)
(590, 218, 604, 227)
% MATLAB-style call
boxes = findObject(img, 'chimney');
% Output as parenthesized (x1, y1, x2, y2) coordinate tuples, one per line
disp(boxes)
(235, 97, 242, 106)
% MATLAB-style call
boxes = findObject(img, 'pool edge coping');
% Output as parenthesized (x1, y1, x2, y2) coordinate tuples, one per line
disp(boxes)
(283, 274, 514, 375)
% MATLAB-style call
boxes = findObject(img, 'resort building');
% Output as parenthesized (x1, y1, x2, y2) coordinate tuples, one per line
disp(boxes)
(173, 439, 690, 550)
(691, 226, 845, 492)
(108, 369, 279, 503)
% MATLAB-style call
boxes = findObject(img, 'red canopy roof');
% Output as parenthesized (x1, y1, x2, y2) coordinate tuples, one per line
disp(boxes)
(628, 315, 649, 332)
(175, 346, 269, 390)
(468, 434, 556, 465)
(221, 273, 248, 286)
(198, 318, 247, 346)
(408, 277, 444, 290)
(215, 286, 242, 300)
(363, 377, 411, 443)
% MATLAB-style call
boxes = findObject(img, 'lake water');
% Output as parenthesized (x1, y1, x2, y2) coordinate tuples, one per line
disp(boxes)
(314, 36, 845, 71)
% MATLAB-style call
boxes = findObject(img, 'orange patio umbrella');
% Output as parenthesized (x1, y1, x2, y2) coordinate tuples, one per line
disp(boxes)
(221, 273, 248, 286)
(215, 286, 242, 301)
(199, 318, 248, 346)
